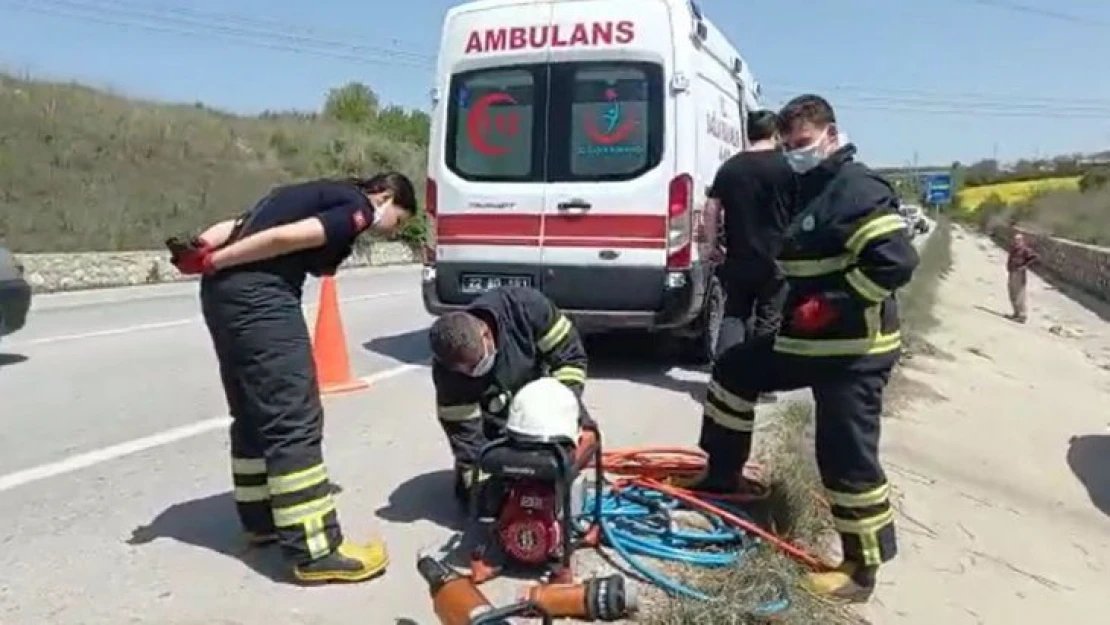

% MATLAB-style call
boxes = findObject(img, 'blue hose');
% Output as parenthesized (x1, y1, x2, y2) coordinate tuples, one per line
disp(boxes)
(575, 482, 790, 616)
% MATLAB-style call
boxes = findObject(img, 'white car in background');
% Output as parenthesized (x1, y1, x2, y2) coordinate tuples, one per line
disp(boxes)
(898, 203, 930, 237)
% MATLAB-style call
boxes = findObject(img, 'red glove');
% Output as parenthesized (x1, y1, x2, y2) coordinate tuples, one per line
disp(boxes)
(171, 241, 215, 275)
(791, 295, 838, 333)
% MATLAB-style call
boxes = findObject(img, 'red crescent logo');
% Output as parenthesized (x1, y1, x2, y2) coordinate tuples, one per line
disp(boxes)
(466, 92, 518, 156)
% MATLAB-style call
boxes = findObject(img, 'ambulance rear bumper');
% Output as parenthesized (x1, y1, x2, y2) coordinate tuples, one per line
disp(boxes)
(420, 262, 711, 335)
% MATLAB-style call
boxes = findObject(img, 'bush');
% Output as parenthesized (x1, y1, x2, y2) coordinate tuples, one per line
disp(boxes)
(0, 73, 430, 253)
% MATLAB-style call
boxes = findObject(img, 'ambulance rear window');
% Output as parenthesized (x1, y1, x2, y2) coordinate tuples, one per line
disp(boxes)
(444, 61, 663, 183)
(562, 64, 661, 181)
(447, 68, 539, 181)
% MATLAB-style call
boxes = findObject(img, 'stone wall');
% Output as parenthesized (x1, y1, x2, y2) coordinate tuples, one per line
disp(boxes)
(17, 241, 418, 293)
(990, 226, 1110, 300)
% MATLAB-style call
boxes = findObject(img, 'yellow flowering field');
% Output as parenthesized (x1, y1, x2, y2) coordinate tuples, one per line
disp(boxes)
(958, 176, 1082, 212)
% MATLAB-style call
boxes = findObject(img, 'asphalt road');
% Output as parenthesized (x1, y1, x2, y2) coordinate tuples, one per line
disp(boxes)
(0, 265, 713, 624)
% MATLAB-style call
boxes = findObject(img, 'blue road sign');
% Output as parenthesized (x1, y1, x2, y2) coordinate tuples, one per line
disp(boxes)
(923, 173, 952, 205)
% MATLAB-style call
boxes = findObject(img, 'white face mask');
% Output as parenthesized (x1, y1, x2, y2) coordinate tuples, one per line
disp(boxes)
(468, 348, 497, 377)
(785, 130, 831, 174)
(370, 198, 393, 228)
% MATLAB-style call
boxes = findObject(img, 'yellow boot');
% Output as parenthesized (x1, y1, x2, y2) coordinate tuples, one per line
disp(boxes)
(802, 561, 876, 604)
(293, 538, 389, 584)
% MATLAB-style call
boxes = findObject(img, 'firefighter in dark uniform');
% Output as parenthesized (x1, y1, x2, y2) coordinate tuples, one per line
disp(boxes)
(427, 286, 590, 505)
(169, 172, 417, 584)
(676, 95, 919, 602)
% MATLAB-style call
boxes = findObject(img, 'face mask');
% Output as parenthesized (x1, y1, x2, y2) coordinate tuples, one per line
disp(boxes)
(370, 197, 393, 228)
(468, 348, 496, 377)
(785, 130, 830, 174)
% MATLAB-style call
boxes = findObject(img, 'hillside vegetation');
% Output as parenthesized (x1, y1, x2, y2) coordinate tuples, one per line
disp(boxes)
(0, 75, 430, 253)
(956, 176, 1082, 212)
(962, 168, 1110, 247)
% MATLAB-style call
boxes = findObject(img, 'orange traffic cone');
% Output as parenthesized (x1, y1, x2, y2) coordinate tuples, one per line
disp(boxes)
(311, 276, 368, 395)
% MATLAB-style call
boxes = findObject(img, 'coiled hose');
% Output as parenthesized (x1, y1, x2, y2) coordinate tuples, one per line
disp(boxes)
(574, 448, 826, 616)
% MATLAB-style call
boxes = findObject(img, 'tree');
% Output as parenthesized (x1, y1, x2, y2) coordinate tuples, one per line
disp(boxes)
(323, 82, 379, 125)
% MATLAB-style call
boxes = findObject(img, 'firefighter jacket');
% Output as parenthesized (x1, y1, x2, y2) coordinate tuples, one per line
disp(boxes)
(774, 146, 919, 372)
(432, 286, 588, 467)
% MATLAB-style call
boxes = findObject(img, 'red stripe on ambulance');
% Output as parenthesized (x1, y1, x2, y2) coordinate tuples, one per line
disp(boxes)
(437, 214, 666, 248)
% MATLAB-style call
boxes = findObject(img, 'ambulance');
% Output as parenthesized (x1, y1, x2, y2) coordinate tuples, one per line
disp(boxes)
(421, 0, 764, 362)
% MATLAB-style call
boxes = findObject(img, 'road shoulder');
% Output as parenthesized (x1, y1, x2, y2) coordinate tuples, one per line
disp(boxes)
(861, 226, 1110, 624)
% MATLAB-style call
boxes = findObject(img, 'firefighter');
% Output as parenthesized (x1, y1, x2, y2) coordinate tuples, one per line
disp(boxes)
(677, 94, 919, 602)
(169, 172, 417, 584)
(427, 286, 590, 507)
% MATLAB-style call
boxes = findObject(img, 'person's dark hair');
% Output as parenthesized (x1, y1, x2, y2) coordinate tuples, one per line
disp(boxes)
(429, 311, 485, 365)
(777, 94, 837, 135)
(746, 110, 779, 143)
(352, 172, 418, 214)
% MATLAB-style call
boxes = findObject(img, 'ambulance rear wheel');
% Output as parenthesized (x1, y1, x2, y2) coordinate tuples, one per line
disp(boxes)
(677, 277, 723, 365)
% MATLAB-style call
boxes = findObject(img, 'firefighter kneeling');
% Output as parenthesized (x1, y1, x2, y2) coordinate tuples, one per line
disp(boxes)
(427, 286, 591, 510)
(679, 94, 920, 603)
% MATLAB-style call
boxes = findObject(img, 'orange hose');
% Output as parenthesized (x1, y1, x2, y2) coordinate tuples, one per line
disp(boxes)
(594, 447, 829, 572)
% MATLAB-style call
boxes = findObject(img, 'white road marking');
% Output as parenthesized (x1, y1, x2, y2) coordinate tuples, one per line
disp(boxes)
(0, 361, 428, 494)
(17, 289, 413, 346)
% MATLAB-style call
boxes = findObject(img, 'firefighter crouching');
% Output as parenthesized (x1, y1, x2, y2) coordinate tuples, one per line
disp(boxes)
(170, 172, 417, 584)
(427, 286, 592, 509)
(677, 94, 919, 602)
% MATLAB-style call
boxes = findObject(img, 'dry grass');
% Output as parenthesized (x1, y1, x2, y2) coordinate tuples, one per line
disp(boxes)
(0, 73, 427, 253)
(644, 402, 864, 625)
(643, 222, 955, 625)
(898, 217, 954, 359)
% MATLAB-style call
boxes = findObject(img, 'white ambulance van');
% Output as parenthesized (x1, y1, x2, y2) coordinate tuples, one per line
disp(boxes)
(421, 0, 763, 362)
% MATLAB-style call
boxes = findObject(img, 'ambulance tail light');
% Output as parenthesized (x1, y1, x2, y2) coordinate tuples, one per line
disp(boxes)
(666, 173, 693, 270)
(423, 177, 437, 265)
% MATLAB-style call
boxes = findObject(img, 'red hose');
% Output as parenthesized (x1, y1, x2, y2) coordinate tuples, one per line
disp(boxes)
(595, 447, 829, 572)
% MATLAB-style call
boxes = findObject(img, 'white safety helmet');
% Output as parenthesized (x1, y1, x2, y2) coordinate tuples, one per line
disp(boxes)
(506, 378, 580, 444)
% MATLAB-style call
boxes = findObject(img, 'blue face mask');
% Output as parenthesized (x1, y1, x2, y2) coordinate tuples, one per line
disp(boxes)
(784, 130, 833, 174)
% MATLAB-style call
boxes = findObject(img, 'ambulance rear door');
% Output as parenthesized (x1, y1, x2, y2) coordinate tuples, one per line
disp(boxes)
(431, 1, 554, 305)
(538, 0, 677, 312)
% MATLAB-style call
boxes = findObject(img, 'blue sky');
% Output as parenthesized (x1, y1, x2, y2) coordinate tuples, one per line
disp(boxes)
(1, 0, 1108, 167)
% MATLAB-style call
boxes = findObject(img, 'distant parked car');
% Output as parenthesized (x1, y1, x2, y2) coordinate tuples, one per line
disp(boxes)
(898, 204, 930, 237)
(0, 245, 32, 339)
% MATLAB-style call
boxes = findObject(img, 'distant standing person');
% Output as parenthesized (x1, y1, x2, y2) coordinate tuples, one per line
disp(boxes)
(1006, 232, 1038, 323)
(705, 109, 799, 358)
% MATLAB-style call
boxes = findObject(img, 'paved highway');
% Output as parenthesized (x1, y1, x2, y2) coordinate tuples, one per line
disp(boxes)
(0, 265, 712, 624)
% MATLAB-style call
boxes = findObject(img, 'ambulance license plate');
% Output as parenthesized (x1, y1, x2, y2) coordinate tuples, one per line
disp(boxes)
(460, 274, 533, 294)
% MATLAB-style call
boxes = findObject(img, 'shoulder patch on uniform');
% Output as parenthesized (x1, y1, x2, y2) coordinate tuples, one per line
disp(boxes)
(352, 208, 369, 232)
(801, 214, 816, 231)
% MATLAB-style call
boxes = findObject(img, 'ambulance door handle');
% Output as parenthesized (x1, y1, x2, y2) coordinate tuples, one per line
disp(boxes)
(557, 199, 591, 211)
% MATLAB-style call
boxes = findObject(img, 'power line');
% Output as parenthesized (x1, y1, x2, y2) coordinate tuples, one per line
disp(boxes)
(761, 89, 1110, 118)
(768, 81, 1110, 108)
(95, 0, 435, 58)
(0, 0, 435, 70)
(5, 0, 1110, 120)
(945, 0, 1110, 27)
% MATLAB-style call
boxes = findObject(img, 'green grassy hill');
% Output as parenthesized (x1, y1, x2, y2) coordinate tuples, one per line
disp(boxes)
(0, 74, 428, 253)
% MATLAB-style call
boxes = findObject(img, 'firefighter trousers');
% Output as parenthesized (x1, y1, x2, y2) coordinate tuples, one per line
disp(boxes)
(201, 270, 343, 566)
(698, 334, 897, 568)
(717, 265, 787, 356)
